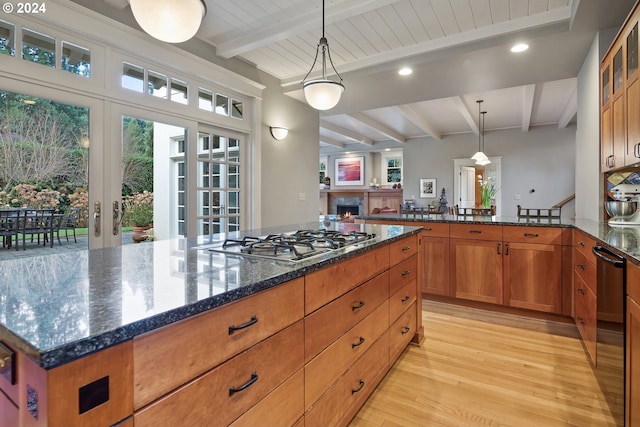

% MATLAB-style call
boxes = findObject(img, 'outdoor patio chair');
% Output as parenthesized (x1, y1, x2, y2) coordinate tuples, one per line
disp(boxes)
(0, 209, 20, 250)
(21, 208, 56, 249)
(56, 207, 80, 244)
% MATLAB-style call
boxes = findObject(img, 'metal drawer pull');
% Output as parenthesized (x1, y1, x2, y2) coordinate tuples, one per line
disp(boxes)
(497, 243, 501, 255)
(505, 243, 509, 256)
(401, 295, 410, 303)
(424, 227, 432, 231)
(577, 264, 585, 270)
(352, 336, 365, 348)
(352, 301, 365, 311)
(577, 317, 585, 324)
(229, 372, 258, 396)
(524, 233, 539, 237)
(401, 326, 410, 335)
(578, 288, 585, 295)
(578, 241, 585, 247)
(352, 380, 365, 394)
(401, 246, 411, 252)
(228, 315, 258, 335)
(469, 230, 482, 234)
(402, 270, 411, 277)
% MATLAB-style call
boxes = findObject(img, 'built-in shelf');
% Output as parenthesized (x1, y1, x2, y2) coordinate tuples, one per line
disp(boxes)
(320, 189, 403, 215)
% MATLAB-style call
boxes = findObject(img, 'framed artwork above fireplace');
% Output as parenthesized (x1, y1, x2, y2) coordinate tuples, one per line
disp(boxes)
(335, 157, 364, 186)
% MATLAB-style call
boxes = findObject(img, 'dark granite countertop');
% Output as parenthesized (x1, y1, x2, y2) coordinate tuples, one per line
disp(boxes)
(0, 221, 421, 369)
(356, 213, 640, 264)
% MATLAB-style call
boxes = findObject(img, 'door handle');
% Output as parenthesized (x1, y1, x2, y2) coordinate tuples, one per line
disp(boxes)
(112, 201, 123, 236)
(93, 201, 101, 237)
(635, 142, 640, 158)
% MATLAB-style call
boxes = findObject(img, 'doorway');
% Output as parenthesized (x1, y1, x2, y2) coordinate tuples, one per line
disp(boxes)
(453, 157, 502, 216)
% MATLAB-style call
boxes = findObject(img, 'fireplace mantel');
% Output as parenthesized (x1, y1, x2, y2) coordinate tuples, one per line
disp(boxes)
(320, 189, 403, 215)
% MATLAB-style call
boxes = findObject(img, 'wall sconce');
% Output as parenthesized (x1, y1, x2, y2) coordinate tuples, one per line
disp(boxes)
(270, 126, 289, 141)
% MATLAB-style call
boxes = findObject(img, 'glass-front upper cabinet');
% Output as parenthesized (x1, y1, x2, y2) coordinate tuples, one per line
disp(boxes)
(603, 64, 611, 105)
(614, 47, 624, 94)
(628, 23, 638, 80)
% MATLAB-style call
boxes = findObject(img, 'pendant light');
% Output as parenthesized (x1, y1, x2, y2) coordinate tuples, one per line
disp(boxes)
(471, 100, 491, 165)
(130, 0, 206, 44)
(301, 0, 345, 110)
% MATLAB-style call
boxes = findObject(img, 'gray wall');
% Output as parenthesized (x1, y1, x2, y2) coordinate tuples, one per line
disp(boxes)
(402, 125, 576, 218)
(260, 82, 320, 227)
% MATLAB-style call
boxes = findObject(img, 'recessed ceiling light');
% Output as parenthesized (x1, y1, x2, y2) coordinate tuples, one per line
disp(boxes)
(398, 67, 412, 76)
(384, 148, 391, 151)
(511, 43, 529, 53)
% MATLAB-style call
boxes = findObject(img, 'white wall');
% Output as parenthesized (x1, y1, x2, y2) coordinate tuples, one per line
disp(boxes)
(403, 125, 576, 218)
(260, 82, 320, 228)
(575, 29, 618, 221)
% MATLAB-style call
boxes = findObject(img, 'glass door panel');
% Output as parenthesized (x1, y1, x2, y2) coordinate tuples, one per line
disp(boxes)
(120, 115, 186, 244)
(0, 89, 90, 256)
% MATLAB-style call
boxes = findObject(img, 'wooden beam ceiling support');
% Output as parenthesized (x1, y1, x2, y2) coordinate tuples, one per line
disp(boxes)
(521, 84, 536, 132)
(558, 87, 577, 128)
(452, 96, 479, 135)
(216, 0, 402, 59)
(320, 120, 373, 145)
(395, 105, 441, 140)
(319, 136, 345, 148)
(348, 112, 406, 144)
(104, 0, 129, 10)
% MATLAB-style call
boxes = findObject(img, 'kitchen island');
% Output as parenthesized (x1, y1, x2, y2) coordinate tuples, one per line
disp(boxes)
(0, 221, 422, 427)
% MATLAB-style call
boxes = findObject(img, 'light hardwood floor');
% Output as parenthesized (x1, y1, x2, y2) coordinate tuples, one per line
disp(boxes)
(349, 300, 623, 427)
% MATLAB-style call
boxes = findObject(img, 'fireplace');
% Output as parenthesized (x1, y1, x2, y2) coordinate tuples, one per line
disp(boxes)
(337, 204, 360, 217)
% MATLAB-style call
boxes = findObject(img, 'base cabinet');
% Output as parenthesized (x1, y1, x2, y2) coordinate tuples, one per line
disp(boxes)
(420, 223, 450, 296)
(626, 262, 640, 427)
(0, 391, 18, 427)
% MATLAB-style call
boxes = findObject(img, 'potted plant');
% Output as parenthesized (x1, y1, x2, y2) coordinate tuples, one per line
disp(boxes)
(123, 191, 154, 243)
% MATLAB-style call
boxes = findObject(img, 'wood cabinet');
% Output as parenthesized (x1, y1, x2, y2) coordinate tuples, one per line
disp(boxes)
(367, 190, 402, 213)
(573, 229, 598, 364)
(419, 223, 450, 296)
(450, 224, 565, 313)
(601, 4, 640, 171)
(626, 261, 640, 427)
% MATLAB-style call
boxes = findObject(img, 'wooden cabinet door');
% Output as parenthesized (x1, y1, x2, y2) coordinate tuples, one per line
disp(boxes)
(450, 238, 502, 304)
(627, 75, 640, 165)
(503, 242, 562, 313)
(0, 391, 18, 427)
(421, 235, 450, 296)
(627, 295, 640, 427)
(613, 91, 626, 169)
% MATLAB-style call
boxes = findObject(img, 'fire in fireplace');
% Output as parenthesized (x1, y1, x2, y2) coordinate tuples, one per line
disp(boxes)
(337, 205, 359, 217)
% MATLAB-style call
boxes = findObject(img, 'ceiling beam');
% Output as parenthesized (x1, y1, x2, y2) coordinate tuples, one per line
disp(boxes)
(348, 113, 406, 143)
(558, 87, 577, 128)
(394, 105, 441, 140)
(320, 120, 373, 145)
(452, 96, 479, 135)
(104, 0, 129, 10)
(319, 136, 345, 148)
(216, 0, 402, 59)
(521, 84, 536, 132)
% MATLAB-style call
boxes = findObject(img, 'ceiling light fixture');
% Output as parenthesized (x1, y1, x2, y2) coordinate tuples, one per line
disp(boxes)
(471, 100, 491, 165)
(301, 0, 344, 110)
(129, 0, 206, 43)
(269, 126, 289, 141)
(511, 43, 529, 53)
(398, 67, 412, 76)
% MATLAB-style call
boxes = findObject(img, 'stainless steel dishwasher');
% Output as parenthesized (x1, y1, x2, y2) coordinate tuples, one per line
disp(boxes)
(593, 245, 626, 426)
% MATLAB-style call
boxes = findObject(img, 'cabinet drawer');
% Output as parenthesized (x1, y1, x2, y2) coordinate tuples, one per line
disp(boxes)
(389, 235, 418, 266)
(230, 369, 304, 427)
(450, 224, 502, 241)
(389, 255, 417, 296)
(503, 226, 563, 244)
(134, 278, 304, 409)
(417, 222, 449, 237)
(575, 276, 597, 364)
(305, 331, 390, 427)
(389, 301, 417, 362)
(389, 278, 417, 323)
(135, 320, 304, 427)
(629, 262, 640, 303)
(305, 271, 388, 361)
(574, 249, 597, 294)
(573, 230, 597, 265)
(305, 302, 388, 409)
(306, 246, 389, 314)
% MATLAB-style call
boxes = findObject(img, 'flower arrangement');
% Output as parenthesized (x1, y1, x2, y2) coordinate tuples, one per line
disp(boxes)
(478, 175, 496, 208)
(123, 191, 154, 227)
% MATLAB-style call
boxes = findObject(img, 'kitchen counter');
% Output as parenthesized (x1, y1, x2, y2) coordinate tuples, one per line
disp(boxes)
(0, 221, 421, 370)
(356, 213, 640, 264)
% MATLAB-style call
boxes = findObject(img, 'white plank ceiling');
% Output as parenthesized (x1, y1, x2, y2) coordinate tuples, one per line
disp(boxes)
(93, 0, 635, 153)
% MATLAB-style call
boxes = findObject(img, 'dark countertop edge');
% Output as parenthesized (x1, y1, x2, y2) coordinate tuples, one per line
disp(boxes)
(25, 227, 421, 370)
